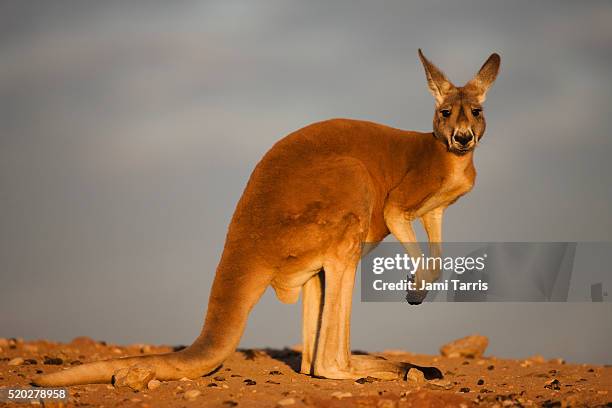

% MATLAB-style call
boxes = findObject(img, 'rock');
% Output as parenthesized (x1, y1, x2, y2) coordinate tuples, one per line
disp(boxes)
(183, 389, 201, 401)
(243, 379, 256, 386)
(43, 357, 64, 365)
(428, 379, 453, 390)
(70, 336, 97, 346)
(406, 368, 425, 384)
(529, 354, 546, 363)
(112, 366, 156, 391)
(331, 391, 352, 399)
(147, 379, 161, 390)
(8, 357, 24, 366)
(0, 338, 9, 348)
(544, 378, 561, 391)
(179, 377, 192, 381)
(277, 397, 296, 406)
(440, 335, 488, 358)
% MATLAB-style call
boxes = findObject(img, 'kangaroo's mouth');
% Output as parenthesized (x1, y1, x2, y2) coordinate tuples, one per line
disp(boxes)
(449, 144, 475, 155)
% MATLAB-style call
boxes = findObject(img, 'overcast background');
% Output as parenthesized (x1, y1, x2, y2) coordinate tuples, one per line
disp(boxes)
(1, 1, 611, 364)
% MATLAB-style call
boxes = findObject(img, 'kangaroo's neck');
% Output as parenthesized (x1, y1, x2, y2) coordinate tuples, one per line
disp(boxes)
(394, 131, 476, 181)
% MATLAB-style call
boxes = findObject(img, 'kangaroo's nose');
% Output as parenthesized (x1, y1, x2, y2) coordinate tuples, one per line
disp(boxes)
(452, 132, 474, 146)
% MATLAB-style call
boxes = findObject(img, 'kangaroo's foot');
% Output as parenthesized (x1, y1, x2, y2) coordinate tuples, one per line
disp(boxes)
(314, 354, 442, 380)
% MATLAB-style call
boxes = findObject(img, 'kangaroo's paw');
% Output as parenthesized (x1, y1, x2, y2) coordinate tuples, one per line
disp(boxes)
(313, 355, 443, 381)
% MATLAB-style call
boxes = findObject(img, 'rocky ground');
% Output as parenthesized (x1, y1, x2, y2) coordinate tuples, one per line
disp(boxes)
(0, 336, 610, 407)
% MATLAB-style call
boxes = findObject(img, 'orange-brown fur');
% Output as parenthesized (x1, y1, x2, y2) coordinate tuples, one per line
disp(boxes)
(34, 50, 500, 386)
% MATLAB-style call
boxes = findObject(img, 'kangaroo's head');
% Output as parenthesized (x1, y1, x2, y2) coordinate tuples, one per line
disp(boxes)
(418, 49, 500, 155)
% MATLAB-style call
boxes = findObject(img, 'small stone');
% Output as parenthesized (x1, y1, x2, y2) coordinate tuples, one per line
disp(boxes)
(269, 370, 283, 375)
(544, 379, 561, 391)
(147, 379, 161, 390)
(331, 391, 352, 399)
(24, 359, 37, 365)
(179, 377, 192, 381)
(406, 368, 425, 384)
(214, 375, 226, 381)
(477, 379, 485, 386)
(277, 397, 296, 406)
(459, 387, 470, 393)
(183, 389, 201, 401)
(428, 379, 453, 390)
(222, 401, 238, 407)
(8, 357, 24, 366)
(70, 336, 97, 346)
(440, 335, 488, 358)
(243, 379, 256, 386)
(43, 357, 63, 365)
(112, 366, 156, 391)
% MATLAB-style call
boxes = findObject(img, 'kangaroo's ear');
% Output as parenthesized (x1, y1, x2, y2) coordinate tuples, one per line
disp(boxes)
(418, 49, 455, 104)
(465, 53, 500, 103)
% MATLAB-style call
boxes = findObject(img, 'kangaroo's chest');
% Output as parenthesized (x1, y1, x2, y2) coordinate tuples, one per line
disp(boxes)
(413, 168, 475, 217)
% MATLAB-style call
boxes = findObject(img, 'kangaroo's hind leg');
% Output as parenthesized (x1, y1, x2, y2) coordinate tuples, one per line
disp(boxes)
(311, 215, 442, 380)
(300, 271, 324, 375)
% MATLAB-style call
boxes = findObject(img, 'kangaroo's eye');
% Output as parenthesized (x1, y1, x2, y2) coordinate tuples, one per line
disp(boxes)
(471, 108, 482, 117)
(440, 109, 451, 118)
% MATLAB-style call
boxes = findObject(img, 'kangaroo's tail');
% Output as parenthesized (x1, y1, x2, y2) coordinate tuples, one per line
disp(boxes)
(33, 259, 271, 386)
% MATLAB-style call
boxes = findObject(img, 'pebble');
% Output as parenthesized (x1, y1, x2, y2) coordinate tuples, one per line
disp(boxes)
(179, 377, 192, 381)
(70, 336, 97, 346)
(406, 368, 425, 384)
(428, 379, 453, 390)
(43, 357, 63, 365)
(277, 397, 296, 406)
(440, 334, 489, 358)
(183, 389, 201, 401)
(331, 391, 352, 399)
(8, 357, 24, 366)
(112, 366, 156, 391)
(147, 379, 161, 390)
(544, 378, 561, 391)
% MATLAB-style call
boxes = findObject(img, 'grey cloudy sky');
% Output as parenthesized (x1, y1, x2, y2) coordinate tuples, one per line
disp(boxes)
(1, 1, 611, 364)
